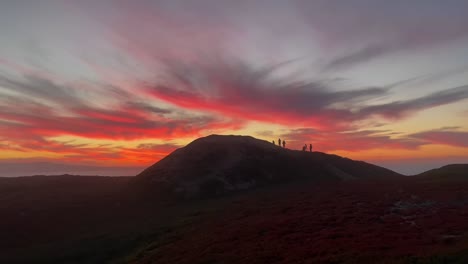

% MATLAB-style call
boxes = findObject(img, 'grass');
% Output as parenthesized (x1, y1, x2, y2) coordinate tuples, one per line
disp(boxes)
(2, 176, 468, 263)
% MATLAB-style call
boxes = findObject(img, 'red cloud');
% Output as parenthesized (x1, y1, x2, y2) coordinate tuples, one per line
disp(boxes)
(0, 73, 246, 167)
(0, 73, 245, 141)
(143, 57, 468, 132)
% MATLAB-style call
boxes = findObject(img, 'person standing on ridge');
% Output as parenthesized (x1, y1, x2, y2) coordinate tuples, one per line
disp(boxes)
(278, 138, 281, 146)
(272, 140, 275, 145)
(282, 140, 286, 148)
(309, 143, 313, 152)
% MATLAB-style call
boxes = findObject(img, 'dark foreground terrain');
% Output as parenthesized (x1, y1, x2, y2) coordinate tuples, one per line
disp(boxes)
(1, 175, 468, 264)
(1, 136, 467, 263)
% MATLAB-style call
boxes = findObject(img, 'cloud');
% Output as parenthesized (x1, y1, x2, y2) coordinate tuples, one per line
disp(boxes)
(383, 66, 468, 91)
(2, 0, 468, 170)
(280, 128, 424, 152)
(303, 1, 468, 69)
(255, 130, 275, 138)
(125, 102, 172, 115)
(71, 1, 468, 130)
(0, 129, 182, 168)
(276, 126, 468, 153)
(409, 128, 468, 148)
(0, 74, 84, 107)
(1, 47, 467, 168)
(85, 1, 468, 75)
(322, 43, 397, 71)
(144, 56, 468, 131)
(0, 105, 240, 141)
(136, 142, 181, 151)
(117, 143, 183, 164)
(359, 85, 468, 119)
(144, 57, 392, 130)
(0, 71, 246, 169)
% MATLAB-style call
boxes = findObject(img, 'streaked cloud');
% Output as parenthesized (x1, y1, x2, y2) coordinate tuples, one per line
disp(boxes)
(410, 128, 468, 148)
(358, 85, 468, 119)
(146, 56, 468, 129)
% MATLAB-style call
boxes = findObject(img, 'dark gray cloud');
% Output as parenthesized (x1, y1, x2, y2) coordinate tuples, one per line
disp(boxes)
(126, 102, 172, 115)
(146, 56, 468, 129)
(146, 57, 390, 129)
(77, 0, 468, 74)
(322, 43, 397, 71)
(300, 1, 468, 70)
(0, 74, 84, 107)
(359, 85, 468, 119)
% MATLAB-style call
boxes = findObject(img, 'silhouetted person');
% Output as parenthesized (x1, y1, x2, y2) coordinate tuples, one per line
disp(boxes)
(302, 144, 307, 151)
(272, 140, 275, 145)
(309, 143, 313, 152)
(278, 138, 281, 146)
(282, 140, 286, 148)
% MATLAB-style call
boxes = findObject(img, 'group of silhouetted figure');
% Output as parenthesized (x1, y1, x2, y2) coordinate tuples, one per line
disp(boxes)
(273, 138, 286, 148)
(303, 143, 313, 152)
(272, 138, 313, 152)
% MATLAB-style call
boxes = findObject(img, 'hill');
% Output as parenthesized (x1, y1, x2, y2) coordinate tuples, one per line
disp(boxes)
(417, 164, 468, 181)
(135, 135, 401, 198)
(0, 175, 132, 208)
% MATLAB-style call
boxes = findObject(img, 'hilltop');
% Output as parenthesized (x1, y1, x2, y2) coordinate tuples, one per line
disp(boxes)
(416, 164, 468, 181)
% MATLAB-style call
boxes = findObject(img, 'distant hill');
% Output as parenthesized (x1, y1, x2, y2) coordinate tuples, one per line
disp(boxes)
(0, 161, 143, 177)
(417, 164, 468, 181)
(134, 135, 401, 198)
(0, 175, 132, 208)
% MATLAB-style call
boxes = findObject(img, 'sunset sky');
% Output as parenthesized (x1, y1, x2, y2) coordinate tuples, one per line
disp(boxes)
(0, 0, 467, 176)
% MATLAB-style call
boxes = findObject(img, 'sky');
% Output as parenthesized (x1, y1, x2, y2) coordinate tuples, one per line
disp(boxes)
(0, 0, 467, 176)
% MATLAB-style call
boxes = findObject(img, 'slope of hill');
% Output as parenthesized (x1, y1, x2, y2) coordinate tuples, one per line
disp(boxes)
(129, 179, 468, 264)
(135, 135, 401, 198)
(417, 164, 468, 181)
